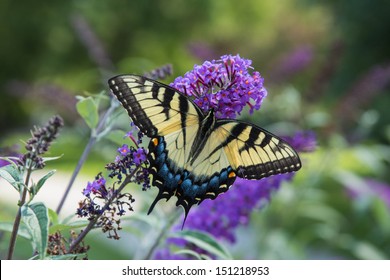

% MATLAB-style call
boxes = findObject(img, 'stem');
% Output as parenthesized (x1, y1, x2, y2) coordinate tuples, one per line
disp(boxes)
(56, 102, 117, 214)
(7, 166, 33, 260)
(68, 165, 139, 252)
(144, 208, 182, 260)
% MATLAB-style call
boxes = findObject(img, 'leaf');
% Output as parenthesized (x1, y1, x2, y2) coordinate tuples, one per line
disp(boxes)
(0, 162, 24, 191)
(49, 220, 89, 234)
(48, 208, 59, 225)
(31, 170, 56, 196)
(21, 202, 49, 259)
(42, 155, 63, 162)
(171, 230, 232, 260)
(76, 96, 99, 130)
(0, 222, 32, 240)
(353, 241, 387, 260)
(174, 249, 212, 260)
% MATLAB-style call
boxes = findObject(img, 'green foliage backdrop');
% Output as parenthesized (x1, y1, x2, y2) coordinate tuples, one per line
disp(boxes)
(1, 0, 389, 259)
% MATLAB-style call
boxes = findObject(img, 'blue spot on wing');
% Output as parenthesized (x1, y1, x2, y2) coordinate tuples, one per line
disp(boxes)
(147, 136, 237, 223)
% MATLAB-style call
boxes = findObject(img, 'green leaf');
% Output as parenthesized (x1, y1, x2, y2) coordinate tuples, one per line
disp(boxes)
(21, 202, 49, 259)
(76, 96, 99, 130)
(0, 162, 24, 191)
(353, 241, 387, 260)
(31, 170, 56, 196)
(174, 249, 211, 260)
(49, 220, 89, 234)
(372, 198, 390, 235)
(171, 230, 232, 260)
(0, 222, 32, 240)
(48, 208, 59, 225)
(42, 155, 63, 163)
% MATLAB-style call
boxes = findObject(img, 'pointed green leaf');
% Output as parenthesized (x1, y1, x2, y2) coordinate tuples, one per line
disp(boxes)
(171, 230, 232, 260)
(0, 162, 24, 191)
(21, 202, 49, 259)
(31, 170, 56, 196)
(76, 96, 99, 130)
(42, 155, 63, 162)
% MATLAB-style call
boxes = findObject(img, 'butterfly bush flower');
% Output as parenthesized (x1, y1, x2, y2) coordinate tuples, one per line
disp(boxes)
(78, 124, 150, 239)
(20, 115, 64, 170)
(171, 54, 267, 119)
(283, 130, 317, 153)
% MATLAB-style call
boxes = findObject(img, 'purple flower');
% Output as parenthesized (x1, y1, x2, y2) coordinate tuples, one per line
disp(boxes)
(117, 144, 130, 156)
(154, 174, 294, 259)
(184, 174, 294, 243)
(170, 54, 267, 119)
(269, 45, 313, 83)
(283, 130, 317, 153)
(133, 147, 147, 166)
(83, 176, 107, 197)
(106, 130, 150, 190)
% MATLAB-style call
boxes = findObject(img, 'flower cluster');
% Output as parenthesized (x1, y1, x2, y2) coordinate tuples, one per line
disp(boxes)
(283, 130, 317, 153)
(170, 54, 267, 119)
(144, 64, 173, 80)
(106, 144, 150, 190)
(78, 124, 150, 239)
(21, 115, 64, 169)
(77, 173, 135, 239)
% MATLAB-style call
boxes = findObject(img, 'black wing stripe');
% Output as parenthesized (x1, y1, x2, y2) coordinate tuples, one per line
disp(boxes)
(111, 77, 158, 136)
(178, 94, 189, 148)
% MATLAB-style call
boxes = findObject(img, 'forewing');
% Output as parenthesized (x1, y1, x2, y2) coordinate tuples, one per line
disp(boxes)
(108, 75, 203, 137)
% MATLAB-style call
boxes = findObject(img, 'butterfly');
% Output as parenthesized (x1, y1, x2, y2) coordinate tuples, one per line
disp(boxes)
(108, 74, 301, 223)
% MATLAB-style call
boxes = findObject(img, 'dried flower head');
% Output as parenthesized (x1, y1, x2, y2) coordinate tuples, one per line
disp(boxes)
(21, 115, 64, 169)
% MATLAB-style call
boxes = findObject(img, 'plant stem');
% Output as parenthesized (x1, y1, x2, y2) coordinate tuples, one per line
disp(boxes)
(7, 166, 32, 260)
(68, 165, 139, 252)
(56, 101, 117, 214)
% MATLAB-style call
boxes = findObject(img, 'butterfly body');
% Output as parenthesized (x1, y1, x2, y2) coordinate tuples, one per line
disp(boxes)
(109, 75, 301, 220)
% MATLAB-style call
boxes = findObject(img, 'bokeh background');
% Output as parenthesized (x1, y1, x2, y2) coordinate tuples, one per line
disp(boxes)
(1, 0, 390, 259)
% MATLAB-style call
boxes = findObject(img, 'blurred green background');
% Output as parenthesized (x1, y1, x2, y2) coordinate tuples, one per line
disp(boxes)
(1, 0, 390, 259)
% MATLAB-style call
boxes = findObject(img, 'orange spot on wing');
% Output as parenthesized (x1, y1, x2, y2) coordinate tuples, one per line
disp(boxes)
(152, 138, 159, 146)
